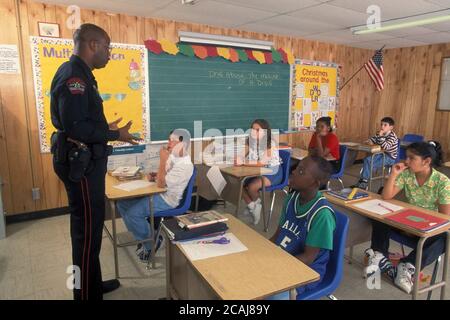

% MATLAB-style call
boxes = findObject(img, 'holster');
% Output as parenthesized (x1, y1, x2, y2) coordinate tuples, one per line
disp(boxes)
(51, 131, 74, 164)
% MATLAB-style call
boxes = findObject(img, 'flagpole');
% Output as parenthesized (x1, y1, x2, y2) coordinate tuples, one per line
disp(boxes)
(339, 45, 386, 91)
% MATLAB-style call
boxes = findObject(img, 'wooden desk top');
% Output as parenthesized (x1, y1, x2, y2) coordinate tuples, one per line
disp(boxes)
(444, 161, 450, 168)
(340, 142, 382, 154)
(105, 174, 166, 201)
(220, 166, 272, 178)
(176, 214, 319, 300)
(324, 189, 450, 238)
(291, 148, 308, 160)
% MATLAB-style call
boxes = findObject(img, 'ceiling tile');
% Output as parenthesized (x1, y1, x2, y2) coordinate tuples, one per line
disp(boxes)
(152, 0, 276, 28)
(327, 0, 445, 20)
(211, 0, 321, 14)
(425, 20, 450, 31)
(350, 37, 428, 49)
(287, 4, 368, 27)
(424, 0, 450, 7)
(405, 31, 450, 42)
(381, 26, 441, 37)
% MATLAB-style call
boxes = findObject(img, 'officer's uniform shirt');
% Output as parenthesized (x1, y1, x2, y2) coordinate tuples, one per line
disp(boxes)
(50, 55, 119, 148)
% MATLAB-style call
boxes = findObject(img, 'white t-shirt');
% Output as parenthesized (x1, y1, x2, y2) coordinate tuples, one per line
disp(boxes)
(160, 154, 194, 208)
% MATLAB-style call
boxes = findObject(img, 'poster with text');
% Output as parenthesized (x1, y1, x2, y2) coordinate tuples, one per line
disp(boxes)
(290, 59, 340, 131)
(30, 36, 149, 153)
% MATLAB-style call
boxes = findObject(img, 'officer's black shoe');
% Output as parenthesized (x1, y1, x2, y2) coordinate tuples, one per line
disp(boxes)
(102, 279, 120, 294)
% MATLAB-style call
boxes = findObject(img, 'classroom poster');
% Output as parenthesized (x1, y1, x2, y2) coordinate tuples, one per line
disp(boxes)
(290, 59, 340, 130)
(30, 36, 149, 153)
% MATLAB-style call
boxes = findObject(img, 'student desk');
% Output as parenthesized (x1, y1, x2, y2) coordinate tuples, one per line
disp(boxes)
(323, 189, 450, 300)
(291, 148, 309, 161)
(196, 163, 272, 229)
(444, 162, 450, 168)
(163, 214, 319, 300)
(341, 142, 387, 191)
(104, 174, 166, 277)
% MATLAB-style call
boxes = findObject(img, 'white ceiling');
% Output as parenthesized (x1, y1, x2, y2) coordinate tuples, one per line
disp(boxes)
(41, 0, 450, 49)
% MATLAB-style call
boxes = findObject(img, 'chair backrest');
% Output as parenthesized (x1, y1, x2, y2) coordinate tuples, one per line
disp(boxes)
(297, 209, 349, 300)
(331, 145, 348, 178)
(156, 167, 197, 217)
(278, 149, 291, 187)
(403, 134, 424, 143)
(394, 138, 401, 163)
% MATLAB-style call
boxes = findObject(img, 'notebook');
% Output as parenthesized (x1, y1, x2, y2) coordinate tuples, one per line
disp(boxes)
(385, 209, 450, 232)
(327, 188, 370, 202)
(352, 199, 404, 215)
(161, 218, 229, 241)
(177, 210, 228, 229)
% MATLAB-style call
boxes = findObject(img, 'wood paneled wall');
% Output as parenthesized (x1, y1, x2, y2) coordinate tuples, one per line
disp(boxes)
(0, 0, 447, 215)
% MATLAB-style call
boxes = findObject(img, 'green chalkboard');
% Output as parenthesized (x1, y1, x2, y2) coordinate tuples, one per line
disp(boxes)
(148, 52, 290, 141)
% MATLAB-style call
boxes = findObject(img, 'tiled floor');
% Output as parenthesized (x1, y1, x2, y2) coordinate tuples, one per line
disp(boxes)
(1, 164, 449, 300)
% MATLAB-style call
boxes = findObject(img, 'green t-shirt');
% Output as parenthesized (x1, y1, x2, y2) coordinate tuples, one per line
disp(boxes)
(395, 168, 450, 211)
(279, 192, 336, 250)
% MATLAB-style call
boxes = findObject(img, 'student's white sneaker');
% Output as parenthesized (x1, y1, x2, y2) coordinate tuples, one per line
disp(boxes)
(252, 202, 262, 225)
(395, 262, 415, 294)
(363, 249, 393, 279)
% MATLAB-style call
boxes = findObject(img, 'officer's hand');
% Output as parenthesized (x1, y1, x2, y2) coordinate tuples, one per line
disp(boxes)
(109, 117, 122, 130)
(117, 121, 141, 145)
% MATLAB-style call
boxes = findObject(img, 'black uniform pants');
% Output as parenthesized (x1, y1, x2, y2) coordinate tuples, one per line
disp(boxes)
(54, 157, 107, 300)
(371, 220, 446, 269)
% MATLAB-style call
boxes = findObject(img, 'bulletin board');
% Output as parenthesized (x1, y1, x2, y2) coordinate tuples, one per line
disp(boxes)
(30, 36, 149, 153)
(290, 59, 340, 130)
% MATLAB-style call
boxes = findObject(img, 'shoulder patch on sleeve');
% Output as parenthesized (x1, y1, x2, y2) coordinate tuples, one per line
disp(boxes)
(66, 77, 86, 95)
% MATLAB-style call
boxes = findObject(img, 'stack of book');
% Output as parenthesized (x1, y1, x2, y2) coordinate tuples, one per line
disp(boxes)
(111, 166, 142, 180)
(162, 210, 229, 241)
(327, 188, 370, 203)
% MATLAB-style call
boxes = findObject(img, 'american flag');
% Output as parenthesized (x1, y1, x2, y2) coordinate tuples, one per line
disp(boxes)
(364, 49, 384, 91)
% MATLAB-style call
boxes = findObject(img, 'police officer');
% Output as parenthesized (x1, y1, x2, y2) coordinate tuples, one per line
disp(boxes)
(50, 23, 139, 300)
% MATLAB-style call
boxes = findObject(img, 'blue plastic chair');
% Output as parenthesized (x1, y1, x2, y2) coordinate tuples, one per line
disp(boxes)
(263, 149, 291, 232)
(327, 145, 348, 190)
(297, 210, 350, 300)
(150, 168, 197, 246)
(400, 134, 424, 160)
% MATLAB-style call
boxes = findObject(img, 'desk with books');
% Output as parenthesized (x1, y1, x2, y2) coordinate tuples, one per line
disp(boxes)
(196, 163, 273, 230)
(163, 214, 320, 300)
(324, 189, 450, 300)
(104, 174, 166, 277)
(341, 142, 387, 191)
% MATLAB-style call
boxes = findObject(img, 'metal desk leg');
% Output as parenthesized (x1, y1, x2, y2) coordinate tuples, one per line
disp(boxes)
(165, 232, 171, 299)
(236, 178, 245, 217)
(260, 176, 267, 231)
(440, 231, 450, 300)
(412, 237, 426, 300)
(289, 288, 296, 300)
(148, 196, 156, 270)
(110, 200, 120, 279)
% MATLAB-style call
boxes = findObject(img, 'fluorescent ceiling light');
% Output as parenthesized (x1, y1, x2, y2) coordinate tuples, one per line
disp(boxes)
(351, 10, 450, 35)
(178, 31, 273, 50)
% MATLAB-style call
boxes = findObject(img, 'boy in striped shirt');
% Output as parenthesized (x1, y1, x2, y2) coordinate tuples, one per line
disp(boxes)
(353, 117, 399, 190)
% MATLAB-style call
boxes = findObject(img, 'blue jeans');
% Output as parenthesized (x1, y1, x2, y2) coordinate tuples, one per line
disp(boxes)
(266, 285, 307, 300)
(361, 154, 396, 180)
(116, 194, 173, 251)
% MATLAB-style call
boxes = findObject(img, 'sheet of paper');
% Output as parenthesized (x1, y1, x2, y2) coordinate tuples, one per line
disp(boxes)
(207, 165, 227, 195)
(328, 96, 336, 110)
(0, 45, 20, 74)
(319, 97, 329, 111)
(320, 84, 329, 97)
(311, 111, 319, 125)
(295, 84, 304, 98)
(107, 154, 137, 172)
(352, 199, 404, 215)
(113, 180, 155, 192)
(178, 233, 248, 261)
(302, 98, 312, 113)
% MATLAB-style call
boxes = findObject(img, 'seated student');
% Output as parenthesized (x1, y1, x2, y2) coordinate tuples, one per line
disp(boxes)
(308, 116, 340, 172)
(236, 119, 282, 225)
(353, 117, 399, 190)
(364, 141, 450, 294)
(116, 129, 194, 262)
(268, 156, 336, 299)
